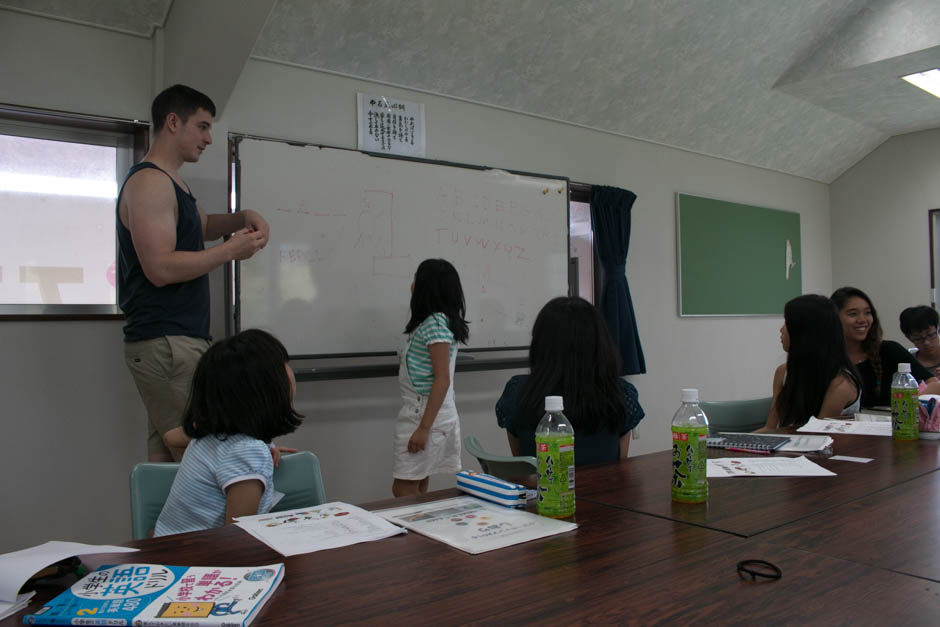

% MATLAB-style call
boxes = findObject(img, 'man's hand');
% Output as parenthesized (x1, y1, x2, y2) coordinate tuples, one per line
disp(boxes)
(227, 228, 265, 261)
(270, 445, 298, 468)
(242, 210, 270, 248)
(408, 426, 430, 453)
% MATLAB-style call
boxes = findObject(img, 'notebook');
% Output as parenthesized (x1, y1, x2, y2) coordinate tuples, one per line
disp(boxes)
(705, 433, 791, 451)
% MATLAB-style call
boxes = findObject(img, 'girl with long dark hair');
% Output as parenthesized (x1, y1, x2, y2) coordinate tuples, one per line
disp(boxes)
(763, 295, 860, 429)
(831, 287, 939, 408)
(392, 259, 469, 496)
(495, 296, 644, 465)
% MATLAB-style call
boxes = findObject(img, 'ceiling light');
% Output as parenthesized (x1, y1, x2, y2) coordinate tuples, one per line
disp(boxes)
(902, 68, 940, 99)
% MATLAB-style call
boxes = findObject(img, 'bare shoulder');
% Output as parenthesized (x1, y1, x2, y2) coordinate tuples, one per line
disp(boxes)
(123, 167, 176, 216)
(827, 373, 858, 402)
(772, 363, 786, 390)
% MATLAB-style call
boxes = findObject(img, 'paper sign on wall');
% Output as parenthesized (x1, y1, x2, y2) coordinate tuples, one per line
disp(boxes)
(357, 92, 426, 157)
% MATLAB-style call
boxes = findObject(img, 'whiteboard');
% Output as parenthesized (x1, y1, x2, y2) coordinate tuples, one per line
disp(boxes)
(235, 138, 569, 356)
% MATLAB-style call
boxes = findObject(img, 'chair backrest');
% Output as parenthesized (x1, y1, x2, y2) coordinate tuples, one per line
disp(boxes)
(464, 435, 537, 481)
(271, 451, 327, 512)
(128, 451, 326, 539)
(699, 397, 772, 434)
(129, 462, 180, 540)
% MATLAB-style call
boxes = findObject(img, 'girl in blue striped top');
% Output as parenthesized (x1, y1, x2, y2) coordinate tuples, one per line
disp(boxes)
(392, 259, 469, 497)
(155, 329, 303, 536)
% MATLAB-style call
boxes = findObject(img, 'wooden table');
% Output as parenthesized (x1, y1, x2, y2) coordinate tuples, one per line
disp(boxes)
(7, 434, 940, 624)
(577, 433, 940, 536)
(761, 468, 940, 582)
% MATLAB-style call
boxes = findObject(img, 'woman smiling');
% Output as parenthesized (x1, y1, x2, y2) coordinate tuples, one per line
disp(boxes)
(831, 287, 940, 408)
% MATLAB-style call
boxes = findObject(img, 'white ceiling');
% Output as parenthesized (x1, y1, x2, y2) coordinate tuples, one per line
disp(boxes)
(4, 0, 939, 183)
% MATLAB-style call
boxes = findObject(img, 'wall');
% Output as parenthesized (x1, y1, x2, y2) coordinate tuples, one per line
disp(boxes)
(0, 14, 833, 552)
(830, 128, 940, 344)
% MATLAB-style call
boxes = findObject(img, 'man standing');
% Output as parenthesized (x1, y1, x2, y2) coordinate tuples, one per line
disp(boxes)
(118, 84, 269, 461)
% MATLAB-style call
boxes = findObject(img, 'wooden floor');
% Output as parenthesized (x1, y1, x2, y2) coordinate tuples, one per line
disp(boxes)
(6, 433, 940, 625)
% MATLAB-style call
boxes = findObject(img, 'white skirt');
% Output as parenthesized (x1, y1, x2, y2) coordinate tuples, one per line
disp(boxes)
(392, 391, 461, 480)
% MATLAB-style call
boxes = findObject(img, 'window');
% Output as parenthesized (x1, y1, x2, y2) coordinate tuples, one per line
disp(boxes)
(0, 105, 148, 318)
(569, 182, 598, 303)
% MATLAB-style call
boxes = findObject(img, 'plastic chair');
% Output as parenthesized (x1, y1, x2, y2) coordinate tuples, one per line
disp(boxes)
(464, 435, 537, 480)
(270, 451, 327, 512)
(699, 397, 772, 434)
(128, 451, 327, 539)
(129, 462, 180, 540)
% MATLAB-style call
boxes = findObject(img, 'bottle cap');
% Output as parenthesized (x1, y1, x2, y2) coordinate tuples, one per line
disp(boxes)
(544, 396, 564, 411)
(898, 363, 911, 374)
(681, 388, 699, 403)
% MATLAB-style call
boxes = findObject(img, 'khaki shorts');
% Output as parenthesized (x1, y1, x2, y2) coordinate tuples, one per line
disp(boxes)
(124, 335, 210, 460)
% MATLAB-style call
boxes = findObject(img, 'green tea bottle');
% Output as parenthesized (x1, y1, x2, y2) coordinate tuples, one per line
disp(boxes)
(891, 363, 919, 441)
(535, 395, 575, 518)
(671, 388, 709, 503)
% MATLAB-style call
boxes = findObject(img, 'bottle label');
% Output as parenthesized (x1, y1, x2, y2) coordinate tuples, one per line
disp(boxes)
(891, 387, 919, 440)
(671, 426, 708, 503)
(536, 434, 575, 518)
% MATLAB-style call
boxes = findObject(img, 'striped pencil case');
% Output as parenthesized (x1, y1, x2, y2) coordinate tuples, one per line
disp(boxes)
(456, 470, 527, 508)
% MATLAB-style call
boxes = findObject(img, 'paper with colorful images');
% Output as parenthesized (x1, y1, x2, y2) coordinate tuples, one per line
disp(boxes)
(0, 540, 139, 619)
(234, 503, 405, 557)
(21, 563, 283, 626)
(707, 455, 836, 478)
(798, 417, 892, 436)
(374, 496, 577, 554)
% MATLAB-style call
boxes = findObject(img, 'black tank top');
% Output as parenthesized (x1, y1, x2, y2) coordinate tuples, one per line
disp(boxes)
(117, 162, 210, 342)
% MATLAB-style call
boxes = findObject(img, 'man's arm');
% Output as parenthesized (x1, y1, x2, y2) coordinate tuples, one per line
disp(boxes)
(204, 209, 269, 246)
(125, 170, 264, 287)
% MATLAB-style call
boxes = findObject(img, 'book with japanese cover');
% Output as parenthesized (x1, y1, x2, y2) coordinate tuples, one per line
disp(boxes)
(22, 563, 283, 626)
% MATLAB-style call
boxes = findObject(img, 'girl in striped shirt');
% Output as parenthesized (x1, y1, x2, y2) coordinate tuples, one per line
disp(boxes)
(155, 329, 302, 536)
(392, 259, 469, 497)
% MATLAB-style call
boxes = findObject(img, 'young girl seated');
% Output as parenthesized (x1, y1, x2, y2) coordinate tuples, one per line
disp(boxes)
(495, 296, 644, 465)
(763, 295, 860, 430)
(154, 329, 302, 536)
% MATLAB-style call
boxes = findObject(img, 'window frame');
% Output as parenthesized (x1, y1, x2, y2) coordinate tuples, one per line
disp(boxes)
(0, 104, 149, 320)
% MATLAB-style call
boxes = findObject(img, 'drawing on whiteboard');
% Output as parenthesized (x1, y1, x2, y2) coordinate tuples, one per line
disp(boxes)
(785, 239, 797, 280)
(359, 189, 411, 278)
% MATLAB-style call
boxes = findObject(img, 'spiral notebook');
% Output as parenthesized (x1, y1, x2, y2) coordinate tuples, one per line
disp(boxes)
(705, 433, 791, 451)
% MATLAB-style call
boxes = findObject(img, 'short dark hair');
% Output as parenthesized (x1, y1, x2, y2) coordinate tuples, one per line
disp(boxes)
(183, 329, 302, 442)
(515, 296, 627, 433)
(151, 84, 216, 133)
(900, 305, 939, 336)
(404, 258, 469, 343)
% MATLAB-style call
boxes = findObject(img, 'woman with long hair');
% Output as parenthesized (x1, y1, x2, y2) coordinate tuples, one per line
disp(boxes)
(495, 296, 644, 465)
(831, 287, 939, 408)
(763, 295, 860, 429)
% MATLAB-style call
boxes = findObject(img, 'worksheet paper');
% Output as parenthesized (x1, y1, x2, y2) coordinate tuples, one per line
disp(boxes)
(375, 496, 577, 554)
(0, 541, 139, 620)
(708, 455, 836, 478)
(234, 503, 405, 556)
(798, 417, 892, 436)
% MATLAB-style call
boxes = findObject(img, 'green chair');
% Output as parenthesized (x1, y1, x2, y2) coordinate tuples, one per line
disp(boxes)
(464, 435, 537, 481)
(129, 451, 327, 540)
(129, 462, 180, 540)
(699, 397, 772, 434)
(270, 451, 327, 512)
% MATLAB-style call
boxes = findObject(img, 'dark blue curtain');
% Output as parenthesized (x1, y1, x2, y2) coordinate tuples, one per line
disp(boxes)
(590, 185, 645, 375)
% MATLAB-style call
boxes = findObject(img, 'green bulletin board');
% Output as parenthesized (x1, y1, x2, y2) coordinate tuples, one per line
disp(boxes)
(677, 193, 801, 316)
